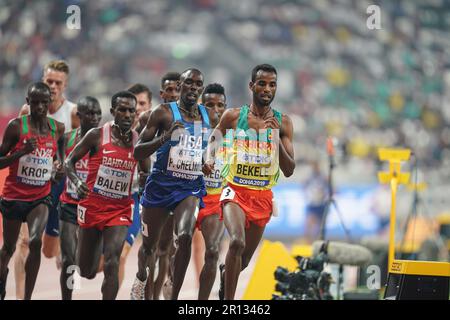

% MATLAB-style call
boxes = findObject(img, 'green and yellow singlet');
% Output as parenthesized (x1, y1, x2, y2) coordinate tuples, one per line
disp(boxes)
(222, 105, 282, 191)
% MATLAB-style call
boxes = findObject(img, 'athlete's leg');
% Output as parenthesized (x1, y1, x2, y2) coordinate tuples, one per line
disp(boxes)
(97, 255, 104, 273)
(121, 196, 141, 290)
(101, 225, 128, 300)
(241, 222, 266, 271)
(198, 214, 225, 300)
(222, 202, 246, 300)
(0, 218, 22, 299)
(131, 207, 168, 300)
(59, 219, 78, 300)
(136, 207, 169, 282)
(13, 223, 28, 299)
(192, 229, 204, 285)
(42, 234, 59, 258)
(150, 215, 174, 300)
(24, 204, 49, 300)
(161, 240, 176, 300)
(77, 227, 103, 279)
(144, 251, 156, 300)
(42, 180, 64, 258)
(171, 196, 199, 300)
(119, 242, 132, 289)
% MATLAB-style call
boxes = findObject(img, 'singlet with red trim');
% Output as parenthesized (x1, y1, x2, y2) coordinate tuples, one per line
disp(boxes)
(60, 128, 89, 204)
(2, 115, 57, 201)
(78, 122, 138, 211)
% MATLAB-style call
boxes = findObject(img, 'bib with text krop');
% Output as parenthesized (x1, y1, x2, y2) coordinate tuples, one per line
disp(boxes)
(17, 148, 53, 186)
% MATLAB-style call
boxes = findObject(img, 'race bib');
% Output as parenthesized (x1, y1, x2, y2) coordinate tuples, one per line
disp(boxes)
(93, 165, 132, 199)
(166, 135, 203, 180)
(77, 205, 86, 224)
(220, 186, 236, 202)
(66, 170, 88, 199)
(17, 154, 53, 186)
(204, 158, 224, 189)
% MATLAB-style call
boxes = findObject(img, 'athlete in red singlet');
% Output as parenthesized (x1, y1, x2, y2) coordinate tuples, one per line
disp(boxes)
(59, 97, 101, 300)
(65, 91, 149, 300)
(0, 82, 65, 300)
(196, 83, 227, 299)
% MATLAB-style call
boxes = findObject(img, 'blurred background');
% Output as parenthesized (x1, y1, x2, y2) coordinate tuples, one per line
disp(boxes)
(1, 0, 450, 288)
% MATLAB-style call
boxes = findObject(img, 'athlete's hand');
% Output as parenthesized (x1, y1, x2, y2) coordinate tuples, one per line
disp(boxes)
(52, 160, 65, 183)
(138, 171, 147, 189)
(22, 137, 37, 154)
(202, 160, 214, 176)
(76, 180, 89, 199)
(264, 117, 280, 130)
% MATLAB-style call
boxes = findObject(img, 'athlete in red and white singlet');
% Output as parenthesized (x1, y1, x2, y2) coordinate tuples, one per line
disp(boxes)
(60, 130, 89, 205)
(58, 96, 101, 300)
(77, 121, 138, 228)
(0, 82, 65, 300)
(194, 83, 227, 300)
(65, 91, 149, 300)
(2, 116, 58, 202)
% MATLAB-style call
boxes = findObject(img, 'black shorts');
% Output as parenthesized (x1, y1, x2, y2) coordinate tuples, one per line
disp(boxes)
(59, 202, 78, 225)
(0, 195, 52, 222)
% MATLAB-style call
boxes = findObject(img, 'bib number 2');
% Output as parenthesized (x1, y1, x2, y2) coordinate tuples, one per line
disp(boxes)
(77, 205, 86, 224)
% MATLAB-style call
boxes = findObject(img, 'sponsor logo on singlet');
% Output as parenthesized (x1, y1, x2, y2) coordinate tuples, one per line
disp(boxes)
(166, 134, 203, 180)
(17, 148, 53, 186)
(232, 134, 277, 187)
(92, 155, 134, 200)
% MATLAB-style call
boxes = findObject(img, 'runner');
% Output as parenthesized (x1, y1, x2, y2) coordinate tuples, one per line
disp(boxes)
(203, 64, 295, 300)
(0, 82, 65, 300)
(65, 91, 149, 299)
(58, 97, 101, 300)
(196, 83, 227, 300)
(145, 72, 180, 300)
(131, 68, 209, 300)
(96, 84, 152, 291)
(15, 60, 78, 299)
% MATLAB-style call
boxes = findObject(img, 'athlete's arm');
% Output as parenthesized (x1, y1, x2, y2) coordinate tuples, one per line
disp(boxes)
(134, 110, 150, 134)
(266, 114, 295, 177)
(64, 127, 100, 198)
(53, 121, 66, 182)
(203, 108, 239, 175)
(134, 105, 182, 160)
(137, 158, 150, 191)
(0, 119, 36, 169)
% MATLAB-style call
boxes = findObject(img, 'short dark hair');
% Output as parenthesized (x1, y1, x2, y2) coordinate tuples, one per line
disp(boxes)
(180, 68, 202, 82)
(27, 81, 51, 97)
(161, 72, 181, 88)
(202, 83, 226, 103)
(251, 64, 277, 82)
(127, 83, 152, 101)
(111, 91, 137, 109)
(77, 96, 100, 114)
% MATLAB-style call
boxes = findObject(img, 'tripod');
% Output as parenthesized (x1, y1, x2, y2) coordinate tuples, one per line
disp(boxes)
(318, 138, 352, 243)
(398, 155, 446, 261)
(317, 138, 352, 300)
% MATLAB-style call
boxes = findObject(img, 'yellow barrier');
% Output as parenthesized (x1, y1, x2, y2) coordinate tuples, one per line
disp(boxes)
(242, 240, 297, 300)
